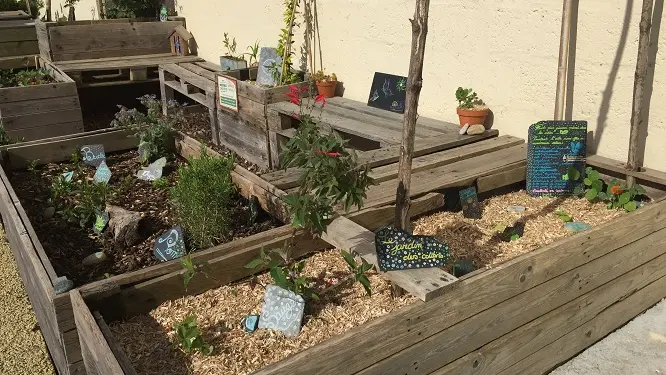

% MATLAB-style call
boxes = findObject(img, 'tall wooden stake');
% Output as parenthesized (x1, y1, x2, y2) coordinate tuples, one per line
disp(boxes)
(554, 0, 573, 120)
(626, 0, 654, 187)
(395, 0, 430, 231)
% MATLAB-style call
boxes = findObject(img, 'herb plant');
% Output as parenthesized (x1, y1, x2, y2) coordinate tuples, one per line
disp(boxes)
(152, 177, 169, 189)
(274, 0, 301, 85)
(579, 167, 645, 212)
(171, 146, 236, 249)
(111, 94, 182, 164)
(51, 174, 108, 228)
(455, 87, 482, 109)
(0, 120, 23, 146)
(312, 70, 337, 82)
(340, 250, 374, 296)
(180, 254, 210, 291)
(245, 246, 319, 300)
(0, 68, 54, 88)
(173, 315, 213, 355)
(223, 33, 244, 61)
(245, 40, 260, 66)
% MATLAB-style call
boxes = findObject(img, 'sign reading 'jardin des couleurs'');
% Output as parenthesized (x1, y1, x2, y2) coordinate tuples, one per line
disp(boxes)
(374, 226, 450, 271)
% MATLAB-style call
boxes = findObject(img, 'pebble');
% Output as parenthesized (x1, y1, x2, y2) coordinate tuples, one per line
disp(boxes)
(459, 123, 470, 135)
(467, 124, 486, 135)
(506, 205, 526, 213)
(565, 222, 592, 233)
(82, 252, 108, 267)
(53, 276, 74, 294)
(43, 207, 55, 219)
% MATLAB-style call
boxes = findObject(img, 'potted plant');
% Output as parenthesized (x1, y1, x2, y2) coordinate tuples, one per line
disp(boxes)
(219, 33, 248, 71)
(312, 70, 337, 98)
(455, 87, 489, 128)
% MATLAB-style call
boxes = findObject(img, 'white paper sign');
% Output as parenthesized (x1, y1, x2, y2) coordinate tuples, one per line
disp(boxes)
(217, 74, 239, 112)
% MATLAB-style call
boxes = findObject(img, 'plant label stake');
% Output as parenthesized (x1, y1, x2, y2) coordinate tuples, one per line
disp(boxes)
(374, 226, 449, 272)
(81, 144, 105, 167)
(93, 161, 112, 184)
(459, 186, 482, 219)
(153, 226, 186, 262)
(258, 285, 305, 337)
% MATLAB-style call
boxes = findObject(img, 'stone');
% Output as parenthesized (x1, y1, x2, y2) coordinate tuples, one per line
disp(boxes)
(506, 205, 526, 213)
(565, 222, 592, 233)
(241, 314, 260, 333)
(93, 161, 112, 184)
(82, 252, 107, 267)
(80, 144, 106, 167)
(256, 47, 282, 86)
(53, 276, 74, 294)
(61, 171, 73, 182)
(258, 285, 305, 337)
(467, 124, 486, 135)
(136, 157, 166, 181)
(459, 123, 470, 135)
(106, 205, 142, 249)
(93, 211, 109, 234)
(153, 226, 186, 262)
(43, 207, 55, 219)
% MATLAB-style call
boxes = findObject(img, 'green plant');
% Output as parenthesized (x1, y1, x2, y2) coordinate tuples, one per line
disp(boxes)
(171, 146, 236, 249)
(275, 0, 301, 85)
(152, 177, 169, 189)
(222, 33, 244, 60)
(104, 0, 160, 18)
(312, 70, 337, 82)
(554, 210, 573, 222)
(340, 250, 374, 296)
(27, 159, 40, 173)
(577, 167, 645, 212)
(180, 254, 210, 291)
(245, 40, 260, 66)
(0, 120, 23, 146)
(0, 68, 54, 88)
(51, 174, 108, 228)
(280, 85, 375, 235)
(111, 94, 181, 164)
(113, 175, 134, 198)
(245, 246, 319, 300)
(173, 315, 213, 355)
(455, 87, 483, 109)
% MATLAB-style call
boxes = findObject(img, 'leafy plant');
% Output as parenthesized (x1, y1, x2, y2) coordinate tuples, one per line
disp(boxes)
(455, 87, 483, 109)
(104, 0, 161, 18)
(171, 146, 236, 249)
(51, 174, 108, 228)
(311, 70, 337, 82)
(152, 177, 169, 189)
(554, 210, 573, 222)
(180, 253, 210, 291)
(245, 40, 260, 66)
(274, 0, 301, 85)
(245, 246, 319, 300)
(173, 315, 213, 355)
(27, 159, 40, 173)
(111, 94, 182, 164)
(222, 32, 244, 61)
(0, 68, 54, 88)
(280, 85, 375, 235)
(574, 167, 646, 212)
(340, 250, 374, 296)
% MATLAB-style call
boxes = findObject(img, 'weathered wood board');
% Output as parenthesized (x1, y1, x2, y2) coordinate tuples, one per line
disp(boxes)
(0, 14, 38, 68)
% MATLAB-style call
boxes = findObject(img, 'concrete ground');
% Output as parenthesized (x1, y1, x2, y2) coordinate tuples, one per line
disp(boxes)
(551, 298, 666, 375)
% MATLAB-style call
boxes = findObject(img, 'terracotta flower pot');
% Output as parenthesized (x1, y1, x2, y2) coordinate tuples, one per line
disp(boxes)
(316, 80, 337, 98)
(456, 107, 489, 128)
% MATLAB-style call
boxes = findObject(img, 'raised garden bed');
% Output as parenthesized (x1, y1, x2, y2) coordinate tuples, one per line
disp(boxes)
(0, 58, 84, 141)
(0, 11, 39, 69)
(62, 153, 666, 375)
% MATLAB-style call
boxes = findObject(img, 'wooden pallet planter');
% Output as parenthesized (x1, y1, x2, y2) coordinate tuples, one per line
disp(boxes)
(0, 57, 84, 141)
(0, 11, 39, 69)
(35, 17, 202, 87)
(66, 146, 666, 374)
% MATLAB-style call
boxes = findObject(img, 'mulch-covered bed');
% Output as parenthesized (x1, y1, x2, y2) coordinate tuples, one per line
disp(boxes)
(110, 249, 417, 375)
(8, 150, 280, 285)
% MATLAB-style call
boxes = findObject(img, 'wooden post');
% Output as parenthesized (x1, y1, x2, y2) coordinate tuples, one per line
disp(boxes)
(392, 0, 431, 296)
(46, 0, 51, 21)
(626, 0, 654, 187)
(554, 0, 573, 120)
(24, 0, 32, 17)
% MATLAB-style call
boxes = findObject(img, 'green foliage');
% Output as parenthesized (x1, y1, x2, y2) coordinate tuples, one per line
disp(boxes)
(111, 94, 181, 164)
(171, 146, 236, 249)
(105, 0, 161, 18)
(51, 174, 108, 228)
(245, 246, 319, 300)
(222, 32, 244, 60)
(0, 68, 54, 88)
(173, 315, 213, 355)
(455, 87, 482, 109)
(27, 159, 40, 173)
(152, 177, 169, 189)
(180, 254, 209, 291)
(0, 120, 23, 146)
(554, 210, 573, 222)
(340, 250, 374, 296)
(274, 0, 301, 85)
(574, 167, 646, 212)
(245, 40, 260, 66)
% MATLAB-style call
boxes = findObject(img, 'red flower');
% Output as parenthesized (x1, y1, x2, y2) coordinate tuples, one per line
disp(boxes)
(300, 85, 309, 93)
(288, 84, 299, 94)
(286, 92, 301, 105)
(315, 94, 327, 108)
(316, 150, 340, 157)
(610, 185, 623, 195)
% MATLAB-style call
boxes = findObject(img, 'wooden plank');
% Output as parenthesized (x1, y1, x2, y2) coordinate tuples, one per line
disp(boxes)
(477, 164, 527, 193)
(164, 80, 208, 106)
(6, 121, 84, 142)
(0, 55, 36, 69)
(35, 20, 52, 61)
(94, 312, 139, 375)
(56, 55, 203, 73)
(70, 290, 124, 375)
(363, 226, 666, 375)
(2, 108, 83, 130)
(161, 63, 216, 93)
(252, 199, 666, 375)
(322, 216, 458, 302)
(0, 95, 79, 117)
(0, 82, 77, 103)
(217, 109, 270, 168)
(588, 154, 666, 187)
(0, 40, 38, 56)
(498, 274, 666, 375)
(0, 26, 36, 42)
(178, 62, 216, 81)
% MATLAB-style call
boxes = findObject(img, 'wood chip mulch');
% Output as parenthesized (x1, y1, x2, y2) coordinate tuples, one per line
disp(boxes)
(110, 249, 417, 375)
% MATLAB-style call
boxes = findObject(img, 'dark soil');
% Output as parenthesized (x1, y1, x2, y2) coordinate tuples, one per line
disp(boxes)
(8, 150, 281, 286)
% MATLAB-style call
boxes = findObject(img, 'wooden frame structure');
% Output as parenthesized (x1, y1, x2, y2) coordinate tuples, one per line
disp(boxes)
(66, 145, 666, 374)
(0, 10, 39, 69)
(35, 17, 202, 87)
(0, 57, 84, 141)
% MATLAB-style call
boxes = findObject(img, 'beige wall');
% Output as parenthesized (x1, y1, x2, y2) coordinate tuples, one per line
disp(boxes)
(70, 0, 666, 171)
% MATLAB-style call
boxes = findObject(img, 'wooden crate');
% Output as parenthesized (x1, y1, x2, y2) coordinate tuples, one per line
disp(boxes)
(0, 58, 83, 141)
(71, 159, 666, 375)
(0, 11, 39, 69)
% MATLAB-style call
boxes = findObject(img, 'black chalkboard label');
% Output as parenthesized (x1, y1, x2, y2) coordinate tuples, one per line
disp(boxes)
(459, 186, 482, 219)
(526, 121, 587, 196)
(153, 226, 186, 262)
(367, 72, 407, 113)
(374, 226, 450, 271)
(81, 144, 106, 167)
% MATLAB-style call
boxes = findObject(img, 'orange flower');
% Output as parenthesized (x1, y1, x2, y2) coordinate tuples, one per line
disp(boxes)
(610, 185, 623, 195)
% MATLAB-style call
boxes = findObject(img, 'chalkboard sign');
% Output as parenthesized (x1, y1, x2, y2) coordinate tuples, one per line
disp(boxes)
(526, 121, 587, 196)
(93, 161, 112, 184)
(153, 226, 186, 262)
(93, 211, 109, 234)
(459, 186, 482, 219)
(81, 144, 105, 167)
(256, 47, 281, 87)
(374, 226, 450, 271)
(366, 72, 407, 113)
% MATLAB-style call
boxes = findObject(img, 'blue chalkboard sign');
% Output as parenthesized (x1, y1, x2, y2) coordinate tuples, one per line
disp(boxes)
(526, 121, 587, 197)
(374, 226, 449, 271)
(367, 72, 407, 113)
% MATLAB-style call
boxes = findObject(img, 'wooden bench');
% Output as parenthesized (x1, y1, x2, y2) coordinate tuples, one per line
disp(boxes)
(36, 17, 203, 87)
(0, 10, 39, 69)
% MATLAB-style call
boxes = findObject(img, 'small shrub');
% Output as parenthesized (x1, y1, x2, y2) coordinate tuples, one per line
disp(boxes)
(152, 177, 169, 189)
(340, 250, 374, 296)
(574, 167, 646, 212)
(51, 174, 108, 228)
(455, 87, 483, 109)
(0, 68, 54, 88)
(173, 315, 213, 355)
(171, 146, 236, 249)
(245, 246, 319, 300)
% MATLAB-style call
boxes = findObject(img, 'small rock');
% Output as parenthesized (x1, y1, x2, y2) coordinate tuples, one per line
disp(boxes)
(506, 205, 526, 213)
(467, 124, 486, 135)
(565, 222, 592, 233)
(107, 205, 142, 249)
(43, 207, 56, 219)
(459, 123, 470, 135)
(53, 277, 74, 294)
(82, 252, 107, 267)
